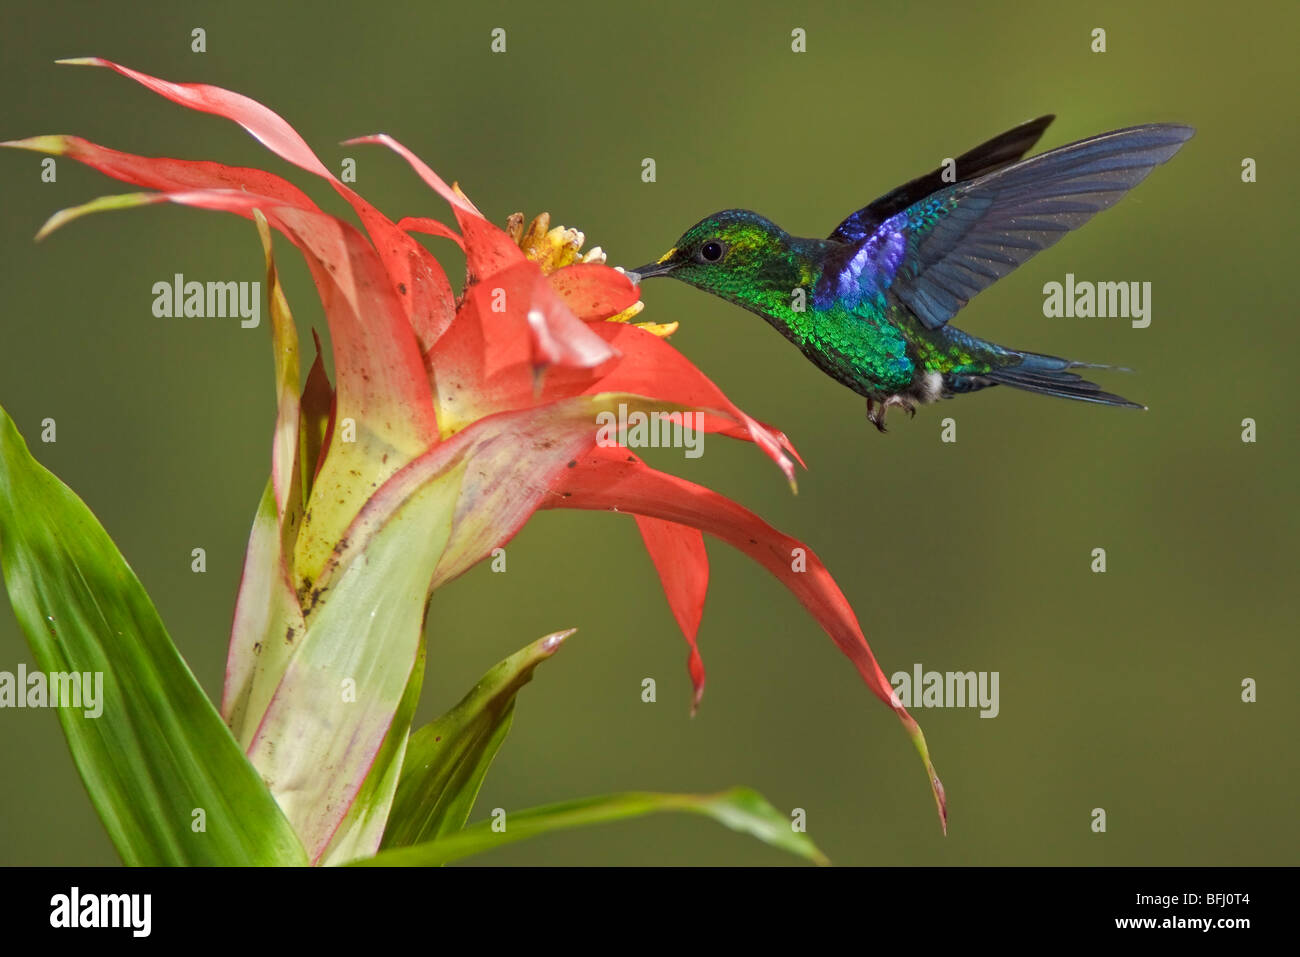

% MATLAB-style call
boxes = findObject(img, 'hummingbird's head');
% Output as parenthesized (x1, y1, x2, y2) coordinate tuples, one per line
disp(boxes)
(627, 210, 804, 313)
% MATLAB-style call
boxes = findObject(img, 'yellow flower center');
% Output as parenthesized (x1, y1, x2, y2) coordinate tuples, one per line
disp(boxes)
(508, 212, 677, 338)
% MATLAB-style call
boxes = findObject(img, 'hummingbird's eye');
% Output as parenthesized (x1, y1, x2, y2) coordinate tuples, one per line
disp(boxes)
(697, 240, 726, 264)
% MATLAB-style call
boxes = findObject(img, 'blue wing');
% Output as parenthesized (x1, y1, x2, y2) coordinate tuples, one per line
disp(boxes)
(828, 115, 1055, 244)
(833, 124, 1195, 330)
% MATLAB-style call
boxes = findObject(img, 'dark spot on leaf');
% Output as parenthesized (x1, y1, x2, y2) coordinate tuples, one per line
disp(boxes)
(567, 460, 577, 468)
(749, 538, 757, 545)
(253, 642, 262, 655)
(397, 282, 408, 295)
(307, 585, 329, 613)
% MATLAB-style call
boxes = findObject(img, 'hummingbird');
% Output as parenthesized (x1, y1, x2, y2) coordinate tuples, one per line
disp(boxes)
(628, 117, 1194, 431)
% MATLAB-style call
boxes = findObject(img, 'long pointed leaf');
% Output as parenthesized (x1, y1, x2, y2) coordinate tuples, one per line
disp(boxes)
(358, 788, 827, 866)
(382, 628, 573, 849)
(0, 406, 306, 865)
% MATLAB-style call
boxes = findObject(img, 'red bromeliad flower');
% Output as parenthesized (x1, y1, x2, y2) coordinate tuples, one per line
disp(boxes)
(8, 59, 945, 863)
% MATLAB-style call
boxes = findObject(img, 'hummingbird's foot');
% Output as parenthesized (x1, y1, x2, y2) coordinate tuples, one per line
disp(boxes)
(866, 398, 888, 432)
(867, 395, 917, 432)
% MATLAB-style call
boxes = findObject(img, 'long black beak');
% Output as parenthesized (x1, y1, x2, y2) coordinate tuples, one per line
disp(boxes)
(624, 259, 679, 284)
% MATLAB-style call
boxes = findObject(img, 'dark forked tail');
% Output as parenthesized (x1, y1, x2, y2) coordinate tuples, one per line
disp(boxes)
(982, 352, 1144, 409)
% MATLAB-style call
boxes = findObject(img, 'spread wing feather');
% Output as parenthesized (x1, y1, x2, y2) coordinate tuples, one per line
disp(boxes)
(884, 123, 1195, 329)
(828, 115, 1056, 244)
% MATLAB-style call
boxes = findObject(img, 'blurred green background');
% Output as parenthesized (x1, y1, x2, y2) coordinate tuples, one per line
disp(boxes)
(1, 0, 1295, 865)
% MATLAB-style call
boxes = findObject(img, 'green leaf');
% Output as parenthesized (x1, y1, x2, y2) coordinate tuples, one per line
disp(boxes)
(381, 628, 574, 850)
(358, 787, 828, 866)
(318, 633, 426, 866)
(222, 477, 304, 746)
(243, 463, 462, 864)
(223, 223, 316, 745)
(0, 405, 306, 865)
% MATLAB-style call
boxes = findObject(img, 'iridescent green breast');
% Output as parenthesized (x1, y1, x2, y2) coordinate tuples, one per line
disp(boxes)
(790, 298, 916, 397)
(717, 240, 919, 398)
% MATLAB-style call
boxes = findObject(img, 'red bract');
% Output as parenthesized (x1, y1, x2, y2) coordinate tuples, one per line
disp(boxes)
(7, 59, 946, 849)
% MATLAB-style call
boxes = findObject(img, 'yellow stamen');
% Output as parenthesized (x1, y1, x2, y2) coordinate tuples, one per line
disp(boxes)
(508, 212, 676, 338)
(605, 302, 645, 323)
(634, 321, 678, 337)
